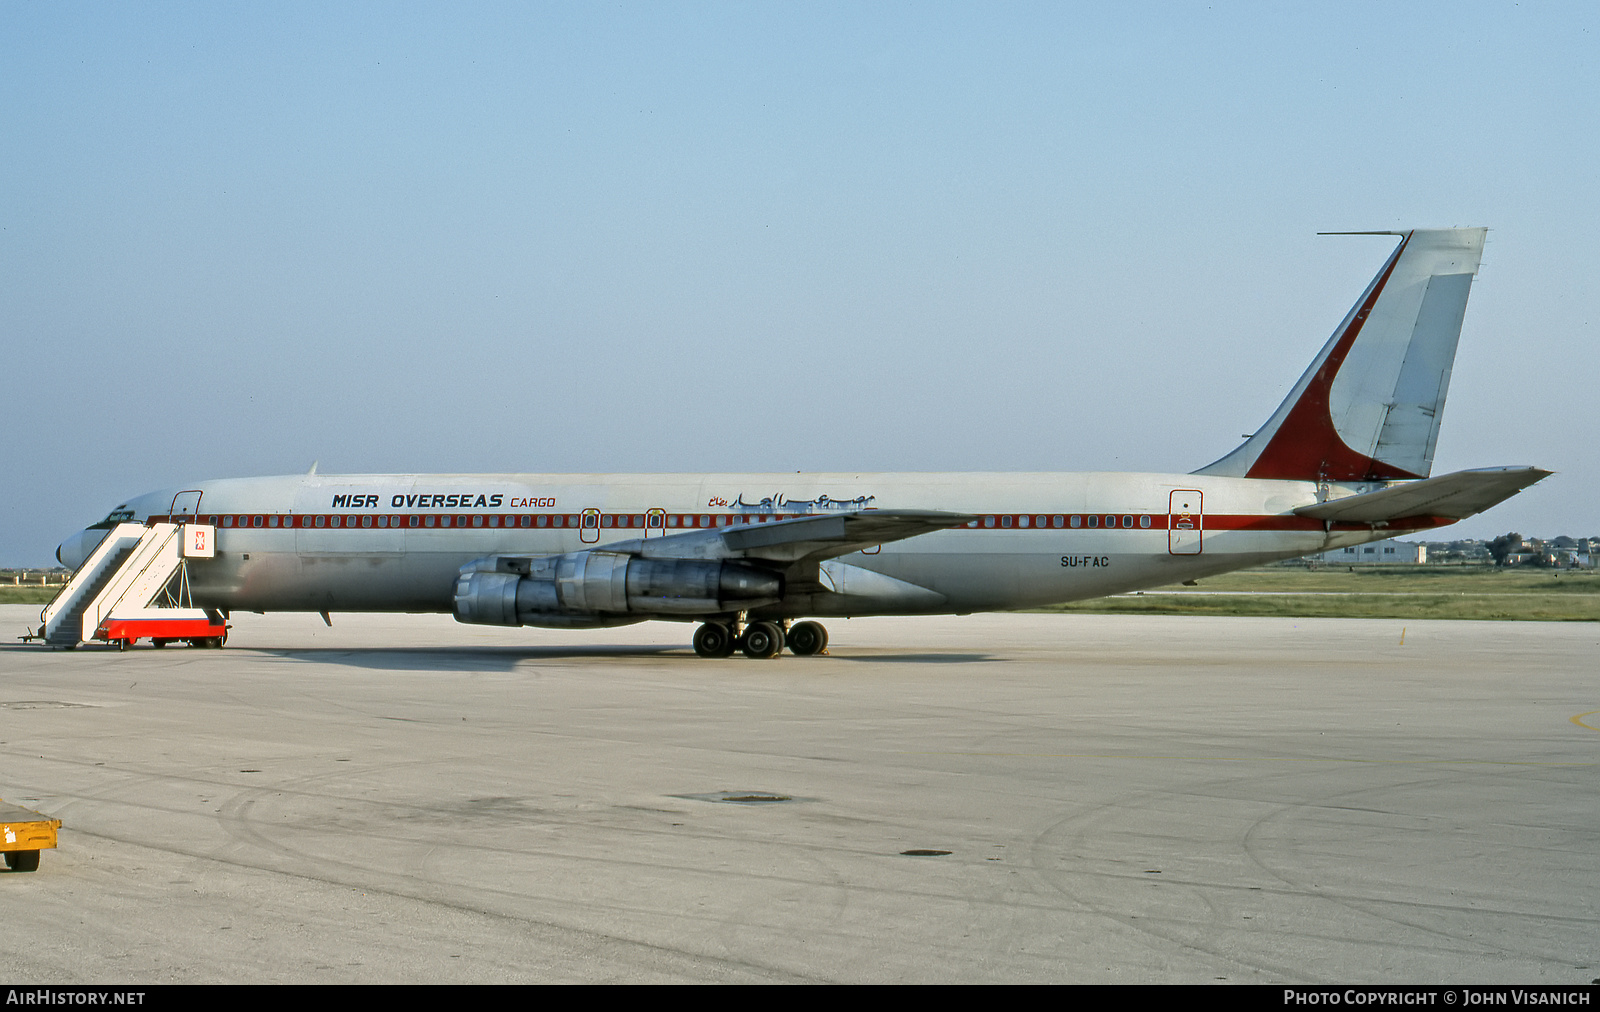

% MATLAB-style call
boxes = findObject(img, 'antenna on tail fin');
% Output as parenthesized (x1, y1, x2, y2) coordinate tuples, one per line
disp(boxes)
(1196, 228, 1487, 482)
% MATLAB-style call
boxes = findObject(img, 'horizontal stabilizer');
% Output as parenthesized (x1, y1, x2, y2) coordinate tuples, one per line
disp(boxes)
(1294, 467, 1550, 524)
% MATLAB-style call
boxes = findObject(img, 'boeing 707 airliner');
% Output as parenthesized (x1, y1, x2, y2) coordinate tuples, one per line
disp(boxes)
(48, 228, 1548, 656)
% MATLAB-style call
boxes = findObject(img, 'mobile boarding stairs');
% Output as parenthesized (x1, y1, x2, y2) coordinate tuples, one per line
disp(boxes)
(29, 522, 227, 649)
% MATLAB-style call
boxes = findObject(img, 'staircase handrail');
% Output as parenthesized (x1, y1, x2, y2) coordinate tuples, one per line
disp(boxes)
(39, 523, 149, 630)
(84, 524, 184, 636)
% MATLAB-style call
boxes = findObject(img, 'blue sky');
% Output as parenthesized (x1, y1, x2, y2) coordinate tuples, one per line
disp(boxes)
(3, 3, 1596, 565)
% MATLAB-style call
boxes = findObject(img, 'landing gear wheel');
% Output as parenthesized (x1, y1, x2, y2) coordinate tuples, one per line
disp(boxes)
(152, 639, 168, 649)
(4, 850, 39, 872)
(740, 621, 784, 659)
(693, 623, 736, 658)
(787, 621, 829, 656)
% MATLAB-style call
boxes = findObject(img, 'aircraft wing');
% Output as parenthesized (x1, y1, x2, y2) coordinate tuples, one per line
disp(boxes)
(595, 509, 977, 565)
(1293, 466, 1551, 524)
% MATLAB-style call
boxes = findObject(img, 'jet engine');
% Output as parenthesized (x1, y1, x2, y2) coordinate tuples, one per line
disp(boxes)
(453, 551, 783, 629)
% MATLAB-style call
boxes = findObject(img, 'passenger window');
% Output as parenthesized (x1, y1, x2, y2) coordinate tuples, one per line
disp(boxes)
(1087, 515, 1098, 528)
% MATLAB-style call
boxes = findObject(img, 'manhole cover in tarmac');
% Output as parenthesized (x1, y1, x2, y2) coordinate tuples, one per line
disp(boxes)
(677, 791, 797, 805)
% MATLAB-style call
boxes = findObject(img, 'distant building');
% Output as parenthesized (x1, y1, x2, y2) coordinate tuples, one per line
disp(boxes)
(1309, 539, 1427, 565)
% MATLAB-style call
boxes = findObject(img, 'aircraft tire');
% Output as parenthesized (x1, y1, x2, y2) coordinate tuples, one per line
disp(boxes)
(5, 850, 39, 872)
(152, 639, 168, 649)
(787, 621, 828, 656)
(693, 623, 736, 658)
(740, 621, 784, 660)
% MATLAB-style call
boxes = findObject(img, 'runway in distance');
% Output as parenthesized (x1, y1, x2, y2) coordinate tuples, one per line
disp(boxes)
(50, 228, 1549, 657)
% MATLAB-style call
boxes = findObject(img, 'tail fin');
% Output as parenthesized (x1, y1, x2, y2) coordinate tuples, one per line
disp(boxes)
(1196, 228, 1487, 482)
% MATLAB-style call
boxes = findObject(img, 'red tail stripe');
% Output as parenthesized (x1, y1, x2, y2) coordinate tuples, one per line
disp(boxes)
(1245, 233, 1425, 482)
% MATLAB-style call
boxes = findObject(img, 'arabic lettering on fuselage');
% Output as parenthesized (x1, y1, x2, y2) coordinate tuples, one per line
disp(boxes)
(721, 493, 877, 512)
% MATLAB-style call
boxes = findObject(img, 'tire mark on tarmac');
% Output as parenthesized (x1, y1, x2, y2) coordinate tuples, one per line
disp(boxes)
(1022, 770, 1317, 983)
(81, 783, 822, 983)
(1238, 764, 1600, 969)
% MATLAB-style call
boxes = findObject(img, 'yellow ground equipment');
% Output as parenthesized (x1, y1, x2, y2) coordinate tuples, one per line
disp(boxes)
(1, 800, 60, 873)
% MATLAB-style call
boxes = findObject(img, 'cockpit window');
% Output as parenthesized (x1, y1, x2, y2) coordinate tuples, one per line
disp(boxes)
(87, 507, 137, 531)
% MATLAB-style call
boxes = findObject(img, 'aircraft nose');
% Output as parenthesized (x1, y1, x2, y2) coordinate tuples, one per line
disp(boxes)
(56, 528, 107, 572)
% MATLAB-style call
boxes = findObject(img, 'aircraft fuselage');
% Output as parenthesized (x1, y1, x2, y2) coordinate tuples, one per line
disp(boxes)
(103, 470, 1423, 618)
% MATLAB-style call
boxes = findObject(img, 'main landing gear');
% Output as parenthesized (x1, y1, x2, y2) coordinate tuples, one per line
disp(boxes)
(692, 619, 830, 659)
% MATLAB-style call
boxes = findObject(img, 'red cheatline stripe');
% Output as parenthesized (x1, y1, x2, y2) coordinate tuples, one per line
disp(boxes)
(148, 512, 1450, 534)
